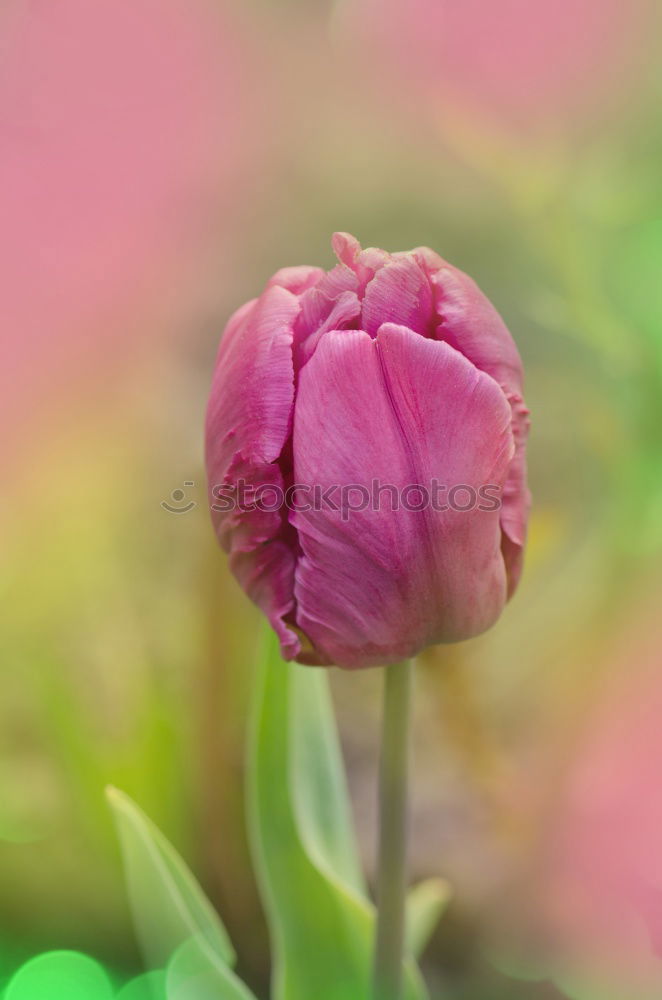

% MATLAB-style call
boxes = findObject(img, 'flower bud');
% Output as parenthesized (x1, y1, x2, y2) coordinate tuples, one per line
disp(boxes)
(205, 234, 530, 668)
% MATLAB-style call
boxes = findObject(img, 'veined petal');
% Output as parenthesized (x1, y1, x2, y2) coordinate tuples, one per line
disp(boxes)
(431, 264, 523, 400)
(291, 323, 514, 669)
(205, 283, 301, 659)
(331, 230, 391, 295)
(332, 233, 437, 336)
(362, 257, 435, 337)
(500, 390, 530, 594)
(267, 265, 324, 295)
(297, 289, 361, 366)
(429, 262, 531, 592)
(331, 231, 361, 267)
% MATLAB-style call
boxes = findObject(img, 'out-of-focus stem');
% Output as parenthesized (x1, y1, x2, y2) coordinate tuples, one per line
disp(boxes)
(372, 659, 412, 1000)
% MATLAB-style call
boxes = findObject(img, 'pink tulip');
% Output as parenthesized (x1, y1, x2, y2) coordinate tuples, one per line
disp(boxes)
(205, 234, 529, 669)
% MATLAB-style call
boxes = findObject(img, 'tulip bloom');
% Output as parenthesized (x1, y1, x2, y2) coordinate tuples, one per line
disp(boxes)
(205, 234, 529, 668)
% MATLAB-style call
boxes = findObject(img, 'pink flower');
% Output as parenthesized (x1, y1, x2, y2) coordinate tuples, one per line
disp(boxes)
(340, 0, 647, 132)
(0, 0, 260, 469)
(205, 234, 530, 669)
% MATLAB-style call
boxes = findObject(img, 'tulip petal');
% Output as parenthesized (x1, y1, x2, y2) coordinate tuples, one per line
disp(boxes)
(267, 265, 324, 295)
(332, 231, 391, 294)
(333, 233, 436, 336)
(500, 391, 530, 594)
(305, 260, 358, 303)
(431, 264, 523, 412)
(331, 231, 362, 267)
(297, 289, 361, 366)
(429, 262, 531, 594)
(362, 258, 435, 338)
(205, 284, 301, 659)
(291, 323, 514, 668)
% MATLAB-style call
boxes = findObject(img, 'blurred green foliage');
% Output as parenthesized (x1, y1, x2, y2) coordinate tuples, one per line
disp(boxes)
(1, 644, 447, 999)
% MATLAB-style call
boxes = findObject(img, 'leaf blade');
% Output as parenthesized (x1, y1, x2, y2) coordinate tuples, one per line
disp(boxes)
(166, 938, 258, 1000)
(405, 878, 451, 959)
(106, 787, 235, 972)
(290, 656, 366, 895)
(247, 628, 429, 1000)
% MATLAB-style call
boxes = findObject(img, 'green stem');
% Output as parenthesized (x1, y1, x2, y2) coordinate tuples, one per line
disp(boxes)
(372, 660, 412, 1000)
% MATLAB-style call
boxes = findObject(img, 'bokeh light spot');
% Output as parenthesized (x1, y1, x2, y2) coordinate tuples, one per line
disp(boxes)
(115, 969, 167, 1000)
(4, 951, 114, 1000)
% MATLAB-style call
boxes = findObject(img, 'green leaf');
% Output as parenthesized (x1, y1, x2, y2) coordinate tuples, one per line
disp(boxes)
(106, 787, 235, 972)
(405, 878, 451, 958)
(290, 653, 366, 895)
(166, 937, 257, 1000)
(247, 628, 429, 1000)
